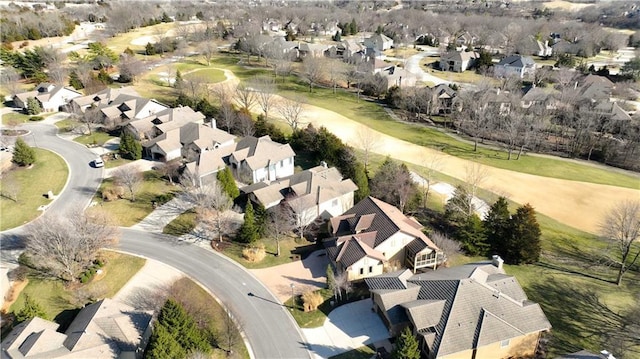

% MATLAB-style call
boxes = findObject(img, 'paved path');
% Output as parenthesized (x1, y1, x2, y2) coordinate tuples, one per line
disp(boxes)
(302, 299, 389, 359)
(113, 257, 184, 310)
(130, 193, 195, 233)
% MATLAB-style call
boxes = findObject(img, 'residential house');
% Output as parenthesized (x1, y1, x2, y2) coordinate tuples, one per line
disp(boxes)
(364, 33, 394, 53)
(298, 43, 331, 58)
(455, 31, 478, 47)
(494, 55, 536, 79)
(431, 84, 458, 114)
(13, 83, 82, 112)
(365, 257, 551, 359)
(380, 66, 418, 89)
(577, 74, 614, 101)
(1, 298, 152, 359)
(228, 135, 295, 184)
(520, 86, 558, 111)
(439, 51, 479, 72)
(126, 106, 206, 141)
(534, 39, 553, 57)
(143, 122, 235, 162)
(270, 37, 299, 59)
(241, 164, 358, 225)
(323, 197, 442, 282)
(184, 146, 234, 187)
(325, 39, 366, 64)
(70, 86, 140, 114)
(99, 94, 169, 127)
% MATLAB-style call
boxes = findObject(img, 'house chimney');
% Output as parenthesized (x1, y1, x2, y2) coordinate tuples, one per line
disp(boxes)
(320, 160, 328, 168)
(492, 255, 504, 269)
(210, 117, 217, 129)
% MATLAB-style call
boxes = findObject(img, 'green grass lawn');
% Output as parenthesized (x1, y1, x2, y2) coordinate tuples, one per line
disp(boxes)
(163, 210, 196, 236)
(95, 170, 178, 227)
(220, 236, 318, 269)
(329, 345, 376, 359)
(55, 118, 77, 133)
(184, 68, 226, 83)
(74, 131, 117, 146)
(9, 251, 145, 329)
(104, 157, 133, 169)
(0, 149, 68, 230)
(1, 112, 30, 126)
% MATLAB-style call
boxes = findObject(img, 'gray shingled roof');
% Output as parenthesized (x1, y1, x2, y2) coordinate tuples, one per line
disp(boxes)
(497, 55, 535, 68)
(366, 262, 551, 358)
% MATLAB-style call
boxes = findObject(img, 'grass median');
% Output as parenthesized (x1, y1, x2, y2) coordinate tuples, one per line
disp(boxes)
(0, 148, 68, 230)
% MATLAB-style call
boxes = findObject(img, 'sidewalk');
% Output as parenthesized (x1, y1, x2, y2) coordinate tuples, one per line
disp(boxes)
(113, 257, 184, 310)
(130, 193, 195, 233)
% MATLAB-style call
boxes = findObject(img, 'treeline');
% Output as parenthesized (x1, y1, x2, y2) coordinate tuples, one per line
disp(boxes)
(0, 11, 76, 44)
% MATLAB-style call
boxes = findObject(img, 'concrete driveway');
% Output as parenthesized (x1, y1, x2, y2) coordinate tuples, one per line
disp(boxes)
(302, 299, 389, 359)
(251, 250, 329, 303)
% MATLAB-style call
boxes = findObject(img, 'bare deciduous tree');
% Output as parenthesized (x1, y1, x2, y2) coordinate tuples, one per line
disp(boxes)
(220, 307, 243, 355)
(464, 162, 489, 201)
(235, 112, 255, 137)
(302, 56, 326, 92)
(181, 177, 233, 242)
(234, 83, 257, 112)
(430, 230, 462, 265)
(356, 127, 380, 173)
(419, 153, 444, 207)
(285, 196, 316, 240)
(267, 205, 294, 257)
(252, 76, 277, 121)
(201, 41, 217, 66)
(156, 159, 181, 185)
(601, 200, 640, 286)
(113, 165, 143, 202)
(25, 207, 118, 282)
(77, 106, 103, 136)
(0, 67, 21, 97)
(333, 271, 351, 301)
(277, 96, 305, 131)
(218, 102, 236, 132)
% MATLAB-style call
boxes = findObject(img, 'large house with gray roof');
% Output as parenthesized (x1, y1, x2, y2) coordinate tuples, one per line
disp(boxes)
(365, 257, 551, 359)
(228, 135, 295, 184)
(324, 197, 442, 282)
(1, 298, 152, 359)
(241, 164, 358, 226)
(70, 87, 140, 114)
(494, 55, 536, 79)
(13, 83, 82, 113)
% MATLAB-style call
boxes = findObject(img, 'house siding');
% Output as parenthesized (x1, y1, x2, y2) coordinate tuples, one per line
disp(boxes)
(347, 257, 384, 281)
(437, 332, 541, 359)
(375, 232, 414, 262)
(318, 192, 354, 220)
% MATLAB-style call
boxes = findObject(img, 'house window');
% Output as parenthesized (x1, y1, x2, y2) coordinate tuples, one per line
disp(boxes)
(279, 160, 283, 168)
(500, 339, 510, 348)
(368, 266, 373, 273)
(359, 268, 364, 275)
(332, 199, 338, 207)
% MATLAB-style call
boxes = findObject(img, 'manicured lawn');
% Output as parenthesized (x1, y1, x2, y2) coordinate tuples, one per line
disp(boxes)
(94, 170, 178, 227)
(284, 288, 333, 328)
(9, 251, 145, 329)
(329, 345, 376, 359)
(74, 131, 116, 146)
(0, 148, 68, 230)
(105, 22, 175, 54)
(163, 210, 196, 236)
(184, 68, 226, 83)
(55, 118, 76, 133)
(220, 236, 318, 269)
(1, 112, 30, 126)
(104, 157, 133, 169)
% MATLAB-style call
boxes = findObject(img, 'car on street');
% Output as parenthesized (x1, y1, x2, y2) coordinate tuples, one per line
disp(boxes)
(93, 158, 104, 168)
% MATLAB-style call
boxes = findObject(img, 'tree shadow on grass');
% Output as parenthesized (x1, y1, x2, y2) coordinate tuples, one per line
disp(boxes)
(528, 277, 639, 358)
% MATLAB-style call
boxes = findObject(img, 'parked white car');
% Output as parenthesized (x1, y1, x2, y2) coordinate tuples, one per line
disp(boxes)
(93, 158, 104, 168)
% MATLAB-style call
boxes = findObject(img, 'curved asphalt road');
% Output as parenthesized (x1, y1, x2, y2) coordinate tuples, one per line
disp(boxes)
(0, 122, 309, 359)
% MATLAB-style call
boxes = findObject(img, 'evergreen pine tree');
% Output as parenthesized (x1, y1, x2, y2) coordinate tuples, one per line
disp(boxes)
(217, 167, 240, 199)
(69, 70, 84, 89)
(507, 204, 542, 264)
(326, 264, 336, 291)
(484, 197, 511, 256)
(392, 327, 420, 359)
(25, 97, 42, 115)
(145, 42, 156, 55)
(332, 31, 341, 42)
(12, 137, 36, 166)
(15, 295, 47, 323)
(145, 324, 186, 359)
(458, 214, 488, 256)
(174, 69, 184, 89)
(119, 131, 142, 160)
(238, 201, 259, 244)
(444, 185, 474, 226)
(349, 19, 358, 35)
(352, 161, 370, 202)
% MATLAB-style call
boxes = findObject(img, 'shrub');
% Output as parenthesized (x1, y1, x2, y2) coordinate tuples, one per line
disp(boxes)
(302, 291, 323, 312)
(102, 185, 125, 201)
(80, 275, 89, 283)
(28, 116, 43, 121)
(242, 244, 265, 262)
(12, 137, 36, 166)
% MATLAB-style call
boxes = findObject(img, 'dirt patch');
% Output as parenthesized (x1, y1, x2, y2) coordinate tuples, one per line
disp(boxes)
(1, 279, 28, 313)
